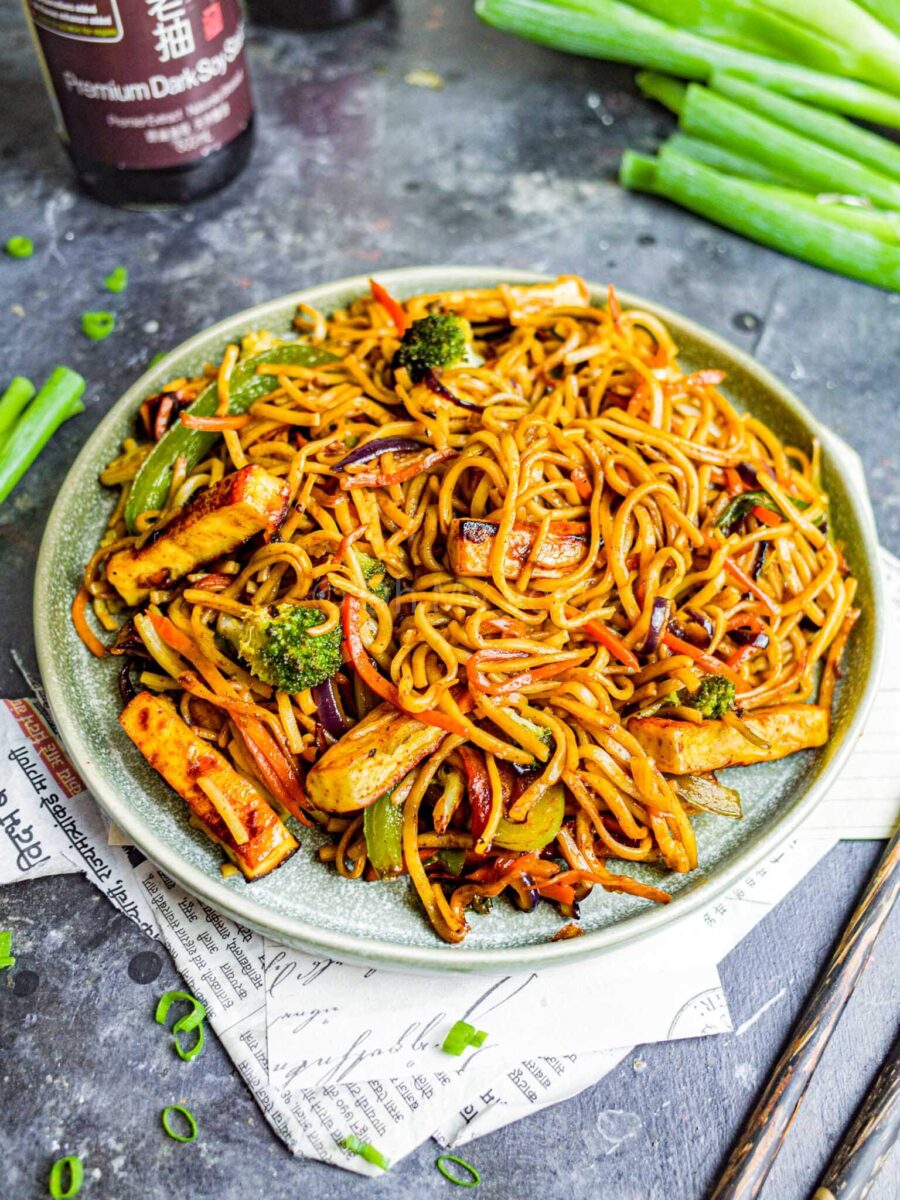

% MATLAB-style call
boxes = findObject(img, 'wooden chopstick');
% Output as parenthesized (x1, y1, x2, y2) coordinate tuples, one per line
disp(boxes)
(812, 1030, 900, 1200)
(709, 826, 900, 1200)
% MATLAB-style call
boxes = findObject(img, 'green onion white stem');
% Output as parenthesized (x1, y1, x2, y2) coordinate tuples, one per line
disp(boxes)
(854, 0, 900, 36)
(620, 148, 900, 290)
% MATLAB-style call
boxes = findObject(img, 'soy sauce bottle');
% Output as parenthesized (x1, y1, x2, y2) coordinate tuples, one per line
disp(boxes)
(246, 0, 386, 30)
(21, 0, 254, 207)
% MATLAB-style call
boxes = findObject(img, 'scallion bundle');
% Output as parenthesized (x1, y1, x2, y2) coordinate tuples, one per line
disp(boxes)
(0, 368, 86, 506)
(476, 0, 900, 289)
(476, 0, 900, 125)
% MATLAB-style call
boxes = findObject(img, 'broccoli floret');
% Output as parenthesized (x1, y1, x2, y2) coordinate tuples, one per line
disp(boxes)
(392, 314, 480, 381)
(355, 552, 394, 603)
(684, 676, 736, 720)
(235, 604, 342, 693)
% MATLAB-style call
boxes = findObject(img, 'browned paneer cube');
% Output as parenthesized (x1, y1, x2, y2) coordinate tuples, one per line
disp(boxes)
(627, 705, 829, 774)
(447, 518, 589, 579)
(119, 691, 298, 880)
(305, 702, 446, 813)
(107, 465, 289, 605)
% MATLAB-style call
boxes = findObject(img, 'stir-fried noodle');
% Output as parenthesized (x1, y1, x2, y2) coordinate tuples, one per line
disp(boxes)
(78, 277, 857, 943)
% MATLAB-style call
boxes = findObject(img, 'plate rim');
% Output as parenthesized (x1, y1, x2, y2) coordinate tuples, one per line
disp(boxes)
(34, 265, 887, 973)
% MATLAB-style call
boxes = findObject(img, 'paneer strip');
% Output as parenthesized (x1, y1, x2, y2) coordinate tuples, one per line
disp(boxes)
(447, 518, 589, 579)
(107, 465, 289, 606)
(119, 691, 298, 880)
(306, 702, 446, 814)
(627, 705, 829, 775)
(408, 276, 590, 323)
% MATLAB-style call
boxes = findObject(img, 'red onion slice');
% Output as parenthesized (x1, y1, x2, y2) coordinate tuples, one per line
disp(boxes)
(423, 369, 480, 410)
(312, 677, 350, 737)
(644, 597, 672, 653)
(333, 436, 426, 472)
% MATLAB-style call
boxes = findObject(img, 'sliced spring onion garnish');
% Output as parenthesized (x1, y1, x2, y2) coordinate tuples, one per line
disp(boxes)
(0, 930, 15, 970)
(81, 311, 116, 341)
(155, 989, 207, 1061)
(103, 266, 128, 293)
(161, 1104, 198, 1143)
(436, 1153, 481, 1188)
(173, 1020, 205, 1062)
(5, 236, 34, 259)
(441, 1020, 489, 1056)
(155, 989, 206, 1030)
(339, 1133, 391, 1171)
(48, 1155, 84, 1198)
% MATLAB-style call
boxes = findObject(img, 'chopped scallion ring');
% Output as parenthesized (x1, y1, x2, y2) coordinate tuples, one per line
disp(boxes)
(436, 1153, 481, 1187)
(155, 989, 206, 1031)
(48, 1154, 84, 1198)
(0, 930, 15, 970)
(156, 989, 207, 1061)
(103, 266, 128, 293)
(173, 1020, 205, 1062)
(339, 1133, 390, 1171)
(148, 351, 167, 368)
(5, 236, 34, 259)
(441, 1020, 488, 1056)
(161, 1104, 198, 1143)
(81, 311, 116, 341)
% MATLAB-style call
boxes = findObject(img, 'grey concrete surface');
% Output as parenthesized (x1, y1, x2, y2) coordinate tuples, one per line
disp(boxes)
(1, 2, 898, 1197)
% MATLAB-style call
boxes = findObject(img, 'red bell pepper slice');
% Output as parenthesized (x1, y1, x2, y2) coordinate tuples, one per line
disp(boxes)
(370, 279, 410, 335)
(458, 745, 492, 842)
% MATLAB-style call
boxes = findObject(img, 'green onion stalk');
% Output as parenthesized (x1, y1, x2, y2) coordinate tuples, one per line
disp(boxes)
(710, 72, 900, 182)
(0, 377, 36, 457)
(0, 367, 86, 506)
(475, 0, 900, 127)
(678, 82, 900, 208)
(664, 132, 798, 187)
(620, 148, 900, 290)
(624, 0, 900, 94)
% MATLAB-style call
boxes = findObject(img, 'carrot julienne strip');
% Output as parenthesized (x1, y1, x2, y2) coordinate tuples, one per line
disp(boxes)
(566, 606, 639, 669)
(538, 882, 577, 906)
(751, 503, 783, 527)
(723, 556, 778, 614)
(72, 586, 106, 657)
(466, 650, 578, 696)
(662, 630, 750, 691)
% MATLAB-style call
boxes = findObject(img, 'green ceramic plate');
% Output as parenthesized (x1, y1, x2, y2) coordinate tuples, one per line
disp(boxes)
(34, 267, 885, 973)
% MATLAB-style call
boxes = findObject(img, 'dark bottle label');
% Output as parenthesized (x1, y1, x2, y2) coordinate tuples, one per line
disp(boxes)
(24, 0, 253, 170)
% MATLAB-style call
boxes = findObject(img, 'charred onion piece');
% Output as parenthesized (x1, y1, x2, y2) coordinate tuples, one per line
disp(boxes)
(644, 596, 672, 653)
(333, 436, 427, 472)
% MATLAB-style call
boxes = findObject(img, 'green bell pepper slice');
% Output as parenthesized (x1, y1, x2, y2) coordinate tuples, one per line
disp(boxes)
(364, 790, 404, 878)
(124, 341, 338, 531)
(493, 782, 565, 852)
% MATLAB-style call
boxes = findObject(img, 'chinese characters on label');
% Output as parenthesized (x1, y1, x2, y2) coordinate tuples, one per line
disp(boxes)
(146, 0, 195, 63)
